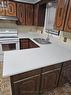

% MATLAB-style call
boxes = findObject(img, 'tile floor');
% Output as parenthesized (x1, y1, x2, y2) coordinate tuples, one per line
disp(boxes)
(42, 83, 71, 95)
(0, 62, 71, 95)
(0, 63, 12, 95)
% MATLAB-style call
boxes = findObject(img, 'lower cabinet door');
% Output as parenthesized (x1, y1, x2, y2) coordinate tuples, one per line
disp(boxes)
(11, 75, 40, 95)
(58, 61, 71, 86)
(41, 69, 60, 94)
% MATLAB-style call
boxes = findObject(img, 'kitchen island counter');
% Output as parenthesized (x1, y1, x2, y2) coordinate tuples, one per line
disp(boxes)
(3, 39, 71, 77)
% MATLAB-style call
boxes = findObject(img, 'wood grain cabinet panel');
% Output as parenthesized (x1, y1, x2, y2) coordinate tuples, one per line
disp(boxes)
(34, 3, 46, 26)
(6, 1, 16, 16)
(41, 64, 62, 94)
(10, 62, 64, 95)
(38, 4, 46, 26)
(58, 61, 71, 86)
(25, 4, 34, 25)
(64, 0, 71, 32)
(11, 69, 41, 95)
(54, 0, 69, 31)
(17, 3, 26, 25)
(17, 3, 33, 25)
(0, 0, 16, 16)
(11, 75, 40, 95)
(0, 7, 5, 16)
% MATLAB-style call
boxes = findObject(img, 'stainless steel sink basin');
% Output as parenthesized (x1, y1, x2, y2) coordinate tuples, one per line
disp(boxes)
(33, 38, 51, 44)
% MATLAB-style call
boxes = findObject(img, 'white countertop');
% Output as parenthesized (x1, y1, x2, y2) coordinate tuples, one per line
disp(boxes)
(3, 32, 71, 77)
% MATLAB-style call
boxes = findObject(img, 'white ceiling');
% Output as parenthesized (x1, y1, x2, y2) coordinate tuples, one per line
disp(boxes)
(13, 0, 41, 4)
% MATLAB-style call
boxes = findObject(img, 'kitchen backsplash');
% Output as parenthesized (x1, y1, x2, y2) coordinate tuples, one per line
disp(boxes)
(0, 21, 43, 33)
(63, 31, 71, 39)
(0, 21, 71, 39)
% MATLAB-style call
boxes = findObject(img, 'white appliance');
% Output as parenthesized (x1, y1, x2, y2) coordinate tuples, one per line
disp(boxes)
(0, 29, 20, 62)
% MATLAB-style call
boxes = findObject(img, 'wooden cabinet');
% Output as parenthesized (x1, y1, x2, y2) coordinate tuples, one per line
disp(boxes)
(64, 0, 71, 32)
(41, 64, 62, 94)
(19, 38, 39, 49)
(17, 3, 33, 25)
(17, 2, 45, 26)
(34, 3, 46, 26)
(0, 6, 5, 16)
(0, 0, 16, 16)
(54, 0, 69, 31)
(17, 3, 26, 25)
(54, 0, 71, 32)
(58, 60, 71, 86)
(6, 1, 16, 16)
(10, 63, 62, 95)
(26, 4, 33, 25)
(11, 69, 41, 95)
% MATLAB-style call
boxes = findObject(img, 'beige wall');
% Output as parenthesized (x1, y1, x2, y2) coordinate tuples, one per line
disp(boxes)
(0, 21, 71, 40)
(0, 21, 43, 33)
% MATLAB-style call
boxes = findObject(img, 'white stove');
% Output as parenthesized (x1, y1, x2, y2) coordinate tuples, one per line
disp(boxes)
(0, 29, 20, 61)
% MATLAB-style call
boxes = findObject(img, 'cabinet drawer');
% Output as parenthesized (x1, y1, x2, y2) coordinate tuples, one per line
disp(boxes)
(10, 68, 41, 82)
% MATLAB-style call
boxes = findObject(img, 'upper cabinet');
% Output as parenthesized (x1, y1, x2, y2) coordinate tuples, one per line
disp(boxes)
(54, 0, 71, 32)
(17, 3, 33, 25)
(64, 0, 71, 32)
(25, 4, 34, 25)
(6, 1, 16, 16)
(54, 0, 69, 31)
(0, 0, 46, 26)
(17, 3, 26, 25)
(0, 0, 16, 16)
(17, 2, 46, 26)
(34, 3, 46, 26)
